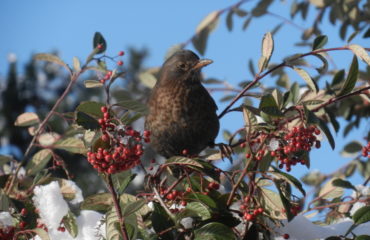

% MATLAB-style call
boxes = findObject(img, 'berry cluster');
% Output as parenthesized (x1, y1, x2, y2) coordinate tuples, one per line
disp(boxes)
(271, 125, 321, 172)
(240, 196, 264, 221)
(87, 106, 149, 174)
(95, 45, 125, 83)
(362, 142, 370, 158)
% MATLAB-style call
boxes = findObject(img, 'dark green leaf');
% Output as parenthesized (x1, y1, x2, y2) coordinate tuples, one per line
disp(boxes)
(252, 0, 273, 17)
(313, 53, 328, 74)
(353, 206, 370, 225)
(186, 192, 217, 209)
(151, 202, 175, 239)
(363, 27, 370, 38)
(62, 211, 78, 238)
(272, 166, 306, 196)
(290, 82, 300, 105)
(355, 235, 370, 240)
(332, 178, 356, 191)
(312, 35, 328, 50)
(341, 141, 362, 157)
(75, 111, 100, 130)
(259, 94, 283, 116)
(226, 10, 233, 31)
(194, 222, 236, 240)
(76, 101, 104, 119)
(331, 70, 345, 86)
(275, 181, 294, 221)
(326, 109, 340, 132)
(304, 107, 335, 149)
(93, 32, 107, 54)
(242, 16, 252, 30)
(338, 56, 358, 96)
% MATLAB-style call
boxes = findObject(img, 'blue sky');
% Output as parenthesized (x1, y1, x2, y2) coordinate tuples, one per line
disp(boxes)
(1, 0, 368, 186)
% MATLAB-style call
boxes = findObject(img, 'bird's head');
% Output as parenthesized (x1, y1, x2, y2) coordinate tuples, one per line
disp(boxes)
(158, 50, 213, 85)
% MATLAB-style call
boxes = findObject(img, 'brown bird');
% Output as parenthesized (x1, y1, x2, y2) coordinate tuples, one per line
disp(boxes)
(145, 50, 219, 158)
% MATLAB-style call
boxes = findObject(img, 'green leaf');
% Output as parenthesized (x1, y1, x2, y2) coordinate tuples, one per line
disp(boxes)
(272, 166, 306, 196)
(121, 199, 146, 217)
(151, 202, 175, 239)
(338, 56, 358, 96)
(93, 32, 107, 54)
(313, 53, 328, 74)
(115, 99, 148, 116)
(275, 181, 294, 221)
(318, 118, 335, 150)
(75, 111, 100, 130)
(26, 149, 53, 175)
(259, 94, 283, 116)
(81, 193, 113, 212)
(32, 228, 51, 240)
(62, 211, 78, 238)
(242, 16, 252, 31)
(54, 137, 87, 154)
(331, 70, 345, 86)
(34, 53, 70, 72)
(349, 44, 370, 66)
(193, 11, 219, 55)
(185, 202, 212, 220)
(290, 82, 300, 105)
(226, 10, 233, 31)
(117, 173, 136, 195)
(312, 35, 328, 50)
(138, 71, 157, 88)
(186, 192, 217, 209)
(353, 206, 370, 225)
(332, 178, 356, 191)
(194, 222, 236, 240)
(165, 156, 203, 168)
(14, 112, 40, 127)
(341, 141, 363, 157)
(355, 235, 370, 240)
(84, 80, 103, 88)
(76, 101, 104, 118)
(252, 0, 273, 17)
(293, 67, 318, 93)
(106, 209, 122, 240)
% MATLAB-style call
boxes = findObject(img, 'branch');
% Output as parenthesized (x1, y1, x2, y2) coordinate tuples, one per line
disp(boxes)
(107, 175, 129, 240)
(218, 46, 370, 119)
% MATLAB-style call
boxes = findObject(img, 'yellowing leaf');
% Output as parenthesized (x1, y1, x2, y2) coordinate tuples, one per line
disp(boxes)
(84, 80, 103, 88)
(54, 137, 87, 154)
(34, 53, 70, 72)
(38, 132, 60, 146)
(196, 11, 219, 34)
(15, 112, 40, 127)
(349, 44, 370, 66)
(318, 178, 344, 199)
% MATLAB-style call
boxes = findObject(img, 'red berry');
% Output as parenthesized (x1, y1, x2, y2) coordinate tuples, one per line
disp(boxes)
(240, 142, 246, 148)
(314, 128, 321, 135)
(245, 153, 251, 158)
(186, 187, 192, 193)
(20, 208, 27, 216)
(58, 227, 66, 232)
(97, 44, 103, 49)
(118, 51, 125, 56)
(101, 106, 108, 113)
(166, 193, 174, 200)
(257, 207, 264, 214)
(283, 233, 290, 239)
(182, 149, 189, 155)
(117, 60, 124, 66)
(181, 200, 187, 206)
(19, 221, 26, 229)
(244, 213, 253, 221)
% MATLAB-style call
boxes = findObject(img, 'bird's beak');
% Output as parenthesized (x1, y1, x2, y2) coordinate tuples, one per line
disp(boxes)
(192, 59, 213, 70)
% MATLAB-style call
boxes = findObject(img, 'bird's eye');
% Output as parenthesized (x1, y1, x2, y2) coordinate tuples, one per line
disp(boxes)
(177, 63, 187, 70)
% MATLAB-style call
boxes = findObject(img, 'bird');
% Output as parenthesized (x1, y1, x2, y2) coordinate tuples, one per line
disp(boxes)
(145, 50, 219, 158)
